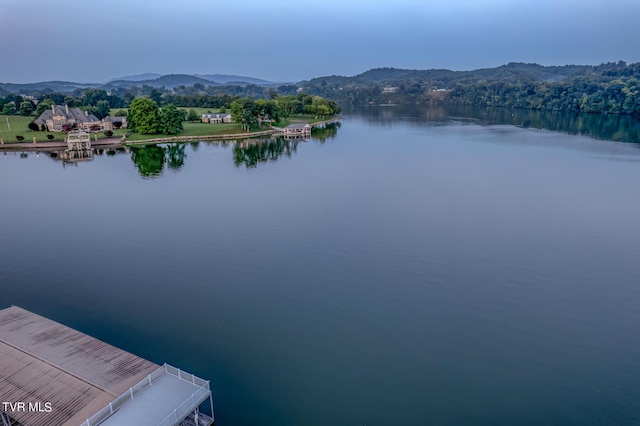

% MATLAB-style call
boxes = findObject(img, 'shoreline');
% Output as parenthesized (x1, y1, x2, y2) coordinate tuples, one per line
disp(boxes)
(123, 129, 279, 146)
(0, 116, 341, 150)
(0, 138, 125, 151)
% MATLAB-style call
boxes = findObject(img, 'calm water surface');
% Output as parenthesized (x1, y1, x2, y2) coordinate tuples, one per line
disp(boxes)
(1, 106, 640, 425)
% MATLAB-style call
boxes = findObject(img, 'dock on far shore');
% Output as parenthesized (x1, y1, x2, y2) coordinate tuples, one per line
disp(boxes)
(0, 306, 214, 426)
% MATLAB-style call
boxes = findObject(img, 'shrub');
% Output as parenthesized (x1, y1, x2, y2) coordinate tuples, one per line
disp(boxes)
(28, 122, 40, 131)
(104, 130, 114, 137)
(187, 109, 199, 122)
(16, 135, 24, 141)
(47, 134, 54, 140)
(113, 121, 122, 129)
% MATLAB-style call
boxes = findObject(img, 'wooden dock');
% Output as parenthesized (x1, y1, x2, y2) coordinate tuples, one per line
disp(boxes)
(0, 306, 159, 426)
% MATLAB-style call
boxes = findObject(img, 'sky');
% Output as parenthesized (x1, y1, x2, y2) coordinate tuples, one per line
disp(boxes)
(1, 0, 639, 84)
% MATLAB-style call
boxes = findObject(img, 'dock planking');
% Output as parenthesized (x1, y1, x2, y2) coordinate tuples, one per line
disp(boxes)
(0, 306, 159, 426)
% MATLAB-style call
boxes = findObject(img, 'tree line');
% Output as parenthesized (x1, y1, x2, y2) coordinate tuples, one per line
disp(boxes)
(300, 61, 640, 117)
(126, 94, 340, 135)
(0, 87, 336, 123)
(230, 95, 340, 131)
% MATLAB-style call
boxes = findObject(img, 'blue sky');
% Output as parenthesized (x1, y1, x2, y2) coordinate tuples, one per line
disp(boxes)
(1, 0, 639, 83)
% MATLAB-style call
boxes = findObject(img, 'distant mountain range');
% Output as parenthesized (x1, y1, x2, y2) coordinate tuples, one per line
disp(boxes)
(107, 73, 163, 82)
(301, 63, 593, 88)
(104, 74, 220, 90)
(0, 73, 279, 96)
(1, 62, 635, 100)
(108, 73, 273, 86)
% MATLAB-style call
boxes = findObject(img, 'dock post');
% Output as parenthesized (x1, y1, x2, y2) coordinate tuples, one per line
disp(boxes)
(210, 394, 215, 422)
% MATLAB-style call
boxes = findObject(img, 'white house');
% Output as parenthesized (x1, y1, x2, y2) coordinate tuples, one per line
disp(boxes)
(201, 113, 233, 124)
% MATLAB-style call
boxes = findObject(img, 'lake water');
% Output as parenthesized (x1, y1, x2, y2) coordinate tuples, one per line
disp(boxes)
(2, 106, 640, 425)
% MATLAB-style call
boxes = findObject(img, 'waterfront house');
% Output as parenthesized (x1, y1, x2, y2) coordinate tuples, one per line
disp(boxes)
(201, 113, 233, 123)
(34, 105, 102, 132)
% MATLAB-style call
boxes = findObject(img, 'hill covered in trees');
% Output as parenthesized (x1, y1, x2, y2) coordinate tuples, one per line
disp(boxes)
(300, 61, 640, 116)
(1, 62, 640, 117)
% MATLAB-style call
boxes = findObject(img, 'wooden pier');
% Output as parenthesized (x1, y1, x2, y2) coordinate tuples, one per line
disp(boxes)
(0, 306, 213, 426)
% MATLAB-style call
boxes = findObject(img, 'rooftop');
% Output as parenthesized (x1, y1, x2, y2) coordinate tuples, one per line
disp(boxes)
(284, 123, 310, 129)
(34, 105, 100, 125)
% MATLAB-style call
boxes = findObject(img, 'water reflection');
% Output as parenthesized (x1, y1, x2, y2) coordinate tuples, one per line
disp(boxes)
(349, 104, 640, 144)
(130, 145, 169, 177)
(130, 144, 187, 177)
(2, 146, 128, 167)
(311, 122, 341, 143)
(166, 144, 187, 170)
(233, 137, 299, 168)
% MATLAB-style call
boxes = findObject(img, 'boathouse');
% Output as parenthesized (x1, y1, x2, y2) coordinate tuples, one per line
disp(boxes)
(0, 306, 214, 426)
(282, 123, 311, 138)
(66, 131, 92, 151)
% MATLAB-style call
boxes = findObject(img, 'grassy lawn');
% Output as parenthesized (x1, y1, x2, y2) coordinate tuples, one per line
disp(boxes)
(0, 115, 65, 143)
(0, 114, 127, 144)
(124, 122, 247, 141)
(272, 115, 334, 128)
(109, 108, 128, 117)
(179, 107, 223, 116)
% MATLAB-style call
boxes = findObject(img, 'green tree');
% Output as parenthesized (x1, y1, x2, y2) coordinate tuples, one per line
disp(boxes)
(82, 89, 108, 107)
(35, 99, 54, 116)
(186, 109, 200, 122)
(149, 88, 164, 105)
(95, 100, 111, 119)
(276, 95, 298, 119)
(19, 101, 34, 116)
(159, 104, 184, 135)
(63, 96, 82, 107)
(231, 98, 260, 131)
(127, 97, 160, 134)
(123, 93, 135, 107)
(2, 103, 17, 115)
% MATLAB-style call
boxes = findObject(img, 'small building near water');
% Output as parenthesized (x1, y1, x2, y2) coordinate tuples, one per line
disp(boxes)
(66, 131, 92, 151)
(283, 123, 311, 138)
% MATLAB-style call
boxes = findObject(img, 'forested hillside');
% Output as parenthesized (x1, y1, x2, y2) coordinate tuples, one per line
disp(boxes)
(2, 62, 640, 117)
(301, 62, 640, 116)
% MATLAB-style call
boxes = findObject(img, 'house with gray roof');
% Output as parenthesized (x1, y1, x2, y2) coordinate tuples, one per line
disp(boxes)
(283, 122, 311, 138)
(34, 105, 101, 132)
(201, 113, 233, 124)
(103, 115, 128, 130)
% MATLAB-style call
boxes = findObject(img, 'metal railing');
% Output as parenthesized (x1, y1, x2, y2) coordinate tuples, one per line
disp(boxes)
(80, 364, 211, 426)
(157, 382, 211, 426)
(164, 364, 209, 387)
